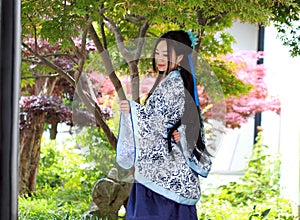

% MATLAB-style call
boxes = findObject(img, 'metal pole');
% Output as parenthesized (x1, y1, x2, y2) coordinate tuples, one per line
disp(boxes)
(0, 0, 21, 219)
(254, 24, 265, 144)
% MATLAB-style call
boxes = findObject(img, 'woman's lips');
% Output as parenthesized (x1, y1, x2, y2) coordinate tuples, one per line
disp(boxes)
(157, 64, 165, 67)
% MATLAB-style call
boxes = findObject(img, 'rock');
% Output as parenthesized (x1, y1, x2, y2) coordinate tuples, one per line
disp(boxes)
(83, 167, 132, 220)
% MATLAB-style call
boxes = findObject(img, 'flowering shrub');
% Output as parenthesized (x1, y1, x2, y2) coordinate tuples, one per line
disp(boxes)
(19, 95, 72, 130)
(222, 50, 280, 128)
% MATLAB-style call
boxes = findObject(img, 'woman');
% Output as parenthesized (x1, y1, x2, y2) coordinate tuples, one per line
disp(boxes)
(117, 30, 212, 220)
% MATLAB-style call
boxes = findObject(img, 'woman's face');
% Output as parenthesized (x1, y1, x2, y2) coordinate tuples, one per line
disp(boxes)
(155, 40, 182, 73)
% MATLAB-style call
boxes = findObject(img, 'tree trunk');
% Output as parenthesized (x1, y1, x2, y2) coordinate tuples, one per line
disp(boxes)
(19, 113, 46, 194)
(19, 76, 57, 194)
(50, 121, 58, 140)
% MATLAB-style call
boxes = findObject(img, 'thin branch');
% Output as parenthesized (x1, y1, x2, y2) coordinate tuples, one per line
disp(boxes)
(76, 81, 117, 149)
(102, 14, 133, 62)
(94, 102, 117, 149)
(194, 28, 205, 54)
(77, 24, 89, 82)
(43, 53, 77, 63)
(23, 51, 77, 64)
(22, 43, 76, 87)
(25, 13, 38, 52)
(197, 9, 208, 26)
(67, 24, 89, 83)
(207, 11, 228, 27)
(21, 73, 59, 79)
(134, 18, 149, 62)
(101, 14, 141, 102)
(99, 3, 108, 49)
(125, 13, 147, 24)
(68, 37, 83, 60)
(21, 58, 40, 63)
(100, 20, 108, 49)
(197, 7, 228, 27)
(196, 9, 228, 52)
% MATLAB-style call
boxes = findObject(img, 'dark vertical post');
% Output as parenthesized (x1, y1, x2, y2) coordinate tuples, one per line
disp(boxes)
(254, 24, 265, 144)
(0, 0, 21, 219)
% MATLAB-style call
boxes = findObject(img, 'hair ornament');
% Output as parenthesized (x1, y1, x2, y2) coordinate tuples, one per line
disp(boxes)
(186, 30, 198, 49)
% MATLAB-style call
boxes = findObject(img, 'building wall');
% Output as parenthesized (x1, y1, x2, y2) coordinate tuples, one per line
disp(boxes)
(264, 24, 300, 212)
(210, 21, 259, 175)
(209, 20, 300, 212)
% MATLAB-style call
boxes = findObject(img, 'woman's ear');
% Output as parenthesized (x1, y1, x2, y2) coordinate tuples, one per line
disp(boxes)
(176, 54, 183, 64)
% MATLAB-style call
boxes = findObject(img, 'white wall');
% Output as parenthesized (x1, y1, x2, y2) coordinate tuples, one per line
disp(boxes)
(209, 23, 300, 213)
(211, 21, 258, 174)
(264, 25, 300, 209)
(228, 21, 258, 51)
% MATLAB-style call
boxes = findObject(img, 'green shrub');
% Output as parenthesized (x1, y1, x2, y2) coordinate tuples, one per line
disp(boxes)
(19, 126, 117, 219)
(19, 129, 297, 220)
(197, 132, 296, 220)
(18, 185, 90, 219)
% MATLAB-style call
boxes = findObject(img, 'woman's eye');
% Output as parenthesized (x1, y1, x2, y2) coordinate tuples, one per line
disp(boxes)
(155, 53, 167, 56)
(155, 52, 168, 58)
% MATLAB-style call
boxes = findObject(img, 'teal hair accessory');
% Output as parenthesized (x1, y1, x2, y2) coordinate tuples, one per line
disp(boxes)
(186, 30, 198, 49)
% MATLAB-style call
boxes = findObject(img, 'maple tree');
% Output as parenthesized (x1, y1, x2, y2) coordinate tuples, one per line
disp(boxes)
(213, 50, 280, 128)
(19, 0, 298, 194)
(21, 0, 298, 145)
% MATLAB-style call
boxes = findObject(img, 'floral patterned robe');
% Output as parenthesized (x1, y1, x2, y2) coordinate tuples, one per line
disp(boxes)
(117, 70, 211, 205)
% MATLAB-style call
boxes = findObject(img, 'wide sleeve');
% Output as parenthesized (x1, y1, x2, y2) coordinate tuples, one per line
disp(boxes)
(187, 149, 212, 178)
(116, 72, 185, 169)
(177, 114, 212, 178)
(116, 112, 136, 169)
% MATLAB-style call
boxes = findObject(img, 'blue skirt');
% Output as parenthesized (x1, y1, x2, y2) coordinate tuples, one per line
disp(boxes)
(126, 182, 198, 220)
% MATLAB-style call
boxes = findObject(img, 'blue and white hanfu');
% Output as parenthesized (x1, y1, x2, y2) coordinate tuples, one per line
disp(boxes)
(116, 70, 212, 219)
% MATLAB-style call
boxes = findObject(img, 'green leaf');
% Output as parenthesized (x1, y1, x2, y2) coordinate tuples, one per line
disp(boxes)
(261, 208, 271, 218)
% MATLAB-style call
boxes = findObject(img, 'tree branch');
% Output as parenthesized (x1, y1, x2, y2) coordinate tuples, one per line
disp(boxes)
(25, 13, 38, 52)
(22, 43, 76, 87)
(125, 13, 147, 25)
(101, 14, 141, 102)
(197, 9, 207, 26)
(102, 14, 133, 62)
(21, 58, 40, 63)
(21, 73, 59, 79)
(68, 37, 82, 59)
(76, 81, 117, 149)
(135, 18, 149, 62)
(100, 20, 108, 49)
(94, 102, 117, 149)
(197, 9, 228, 27)
(71, 23, 89, 82)
(99, 3, 108, 49)
(22, 50, 77, 64)
(88, 23, 127, 100)
(207, 11, 228, 27)
(44, 53, 77, 64)
(23, 31, 117, 149)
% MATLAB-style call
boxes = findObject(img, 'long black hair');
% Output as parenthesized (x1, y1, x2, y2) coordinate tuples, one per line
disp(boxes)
(147, 30, 208, 161)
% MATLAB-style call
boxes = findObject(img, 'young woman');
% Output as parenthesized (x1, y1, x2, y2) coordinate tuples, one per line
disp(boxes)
(117, 30, 212, 220)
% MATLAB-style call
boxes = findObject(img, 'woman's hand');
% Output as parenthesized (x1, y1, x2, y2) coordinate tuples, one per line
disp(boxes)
(172, 130, 181, 143)
(118, 100, 130, 114)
